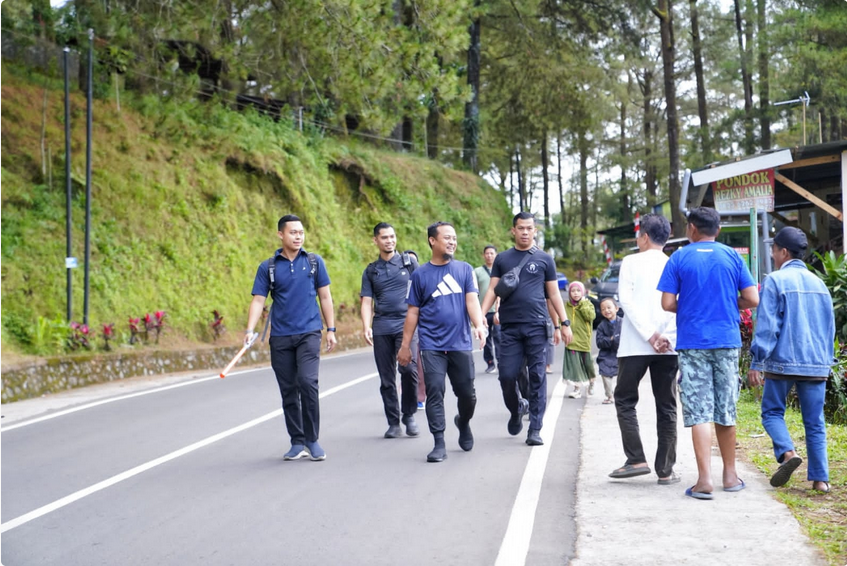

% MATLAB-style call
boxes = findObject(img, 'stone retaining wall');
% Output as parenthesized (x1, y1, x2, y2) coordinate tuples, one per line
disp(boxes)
(1, 346, 271, 403)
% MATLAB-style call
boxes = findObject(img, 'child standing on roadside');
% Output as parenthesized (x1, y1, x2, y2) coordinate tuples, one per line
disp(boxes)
(563, 281, 597, 398)
(595, 298, 621, 405)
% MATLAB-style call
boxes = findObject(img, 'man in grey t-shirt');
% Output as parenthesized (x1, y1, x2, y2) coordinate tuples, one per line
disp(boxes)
(474, 245, 499, 373)
(361, 222, 420, 439)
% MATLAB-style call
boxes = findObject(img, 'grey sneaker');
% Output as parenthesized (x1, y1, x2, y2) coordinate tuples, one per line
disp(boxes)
(427, 444, 447, 463)
(384, 424, 403, 439)
(283, 444, 309, 460)
(526, 429, 544, 446)
(402, 415, 420, 437)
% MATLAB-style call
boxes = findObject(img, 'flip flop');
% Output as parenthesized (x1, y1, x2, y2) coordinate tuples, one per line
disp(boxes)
(685, 486, 713, 500)
(723, 479, 746, 492)
(609, 463, 651, 478)
(770, 455, 803, 487)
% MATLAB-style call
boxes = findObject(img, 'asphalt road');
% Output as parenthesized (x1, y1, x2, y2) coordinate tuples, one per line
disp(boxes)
(1, 347, 583, 566)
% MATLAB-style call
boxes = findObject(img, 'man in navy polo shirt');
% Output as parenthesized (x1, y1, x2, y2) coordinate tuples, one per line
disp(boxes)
(480, 212, 573, 447)
(398, 222, 486, 463)
(245, 214, 337, 462)
(361, 222, 420, 439)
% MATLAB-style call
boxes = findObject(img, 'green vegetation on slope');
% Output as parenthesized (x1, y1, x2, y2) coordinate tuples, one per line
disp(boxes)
(1, 67, 513, 355)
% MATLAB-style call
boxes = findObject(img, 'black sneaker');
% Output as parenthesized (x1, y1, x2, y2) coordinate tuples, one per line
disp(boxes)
(526, 429, 543, 446)
(508, 412, 523, 436)
(427, 445, 447, 463)
(484, 363, 496, 374)
(454, 415, 474, 451)
(384, 424, 402, 439)
(401, 415, 420, 437)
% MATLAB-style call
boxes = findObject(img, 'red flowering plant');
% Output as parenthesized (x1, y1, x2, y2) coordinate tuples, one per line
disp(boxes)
(151, 311, 166, 344)
(102, 323, 115, 351)
(211, 310, 226, 341)
(128, 316, 142, 344)
(68, 321, 91, 350)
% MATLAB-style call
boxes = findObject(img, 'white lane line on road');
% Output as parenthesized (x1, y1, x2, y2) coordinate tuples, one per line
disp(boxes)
(2, 350, 373, 433)
(0, 368, 265, 433)
(494, 378, 567, 566)
(0, 372, 377, 534)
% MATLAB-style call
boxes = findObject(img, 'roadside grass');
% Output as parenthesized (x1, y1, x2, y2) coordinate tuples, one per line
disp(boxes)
(736, 390, 847, 565)
(1, 66, 513, 357)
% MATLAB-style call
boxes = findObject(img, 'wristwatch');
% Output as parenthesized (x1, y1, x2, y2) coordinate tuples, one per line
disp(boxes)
(562, 320, 571, 327)
(327, 327, 336, 332)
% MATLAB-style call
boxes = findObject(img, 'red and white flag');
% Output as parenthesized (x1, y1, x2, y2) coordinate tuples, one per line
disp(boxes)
(634, 212, 641, 239)
(601, 236, 612, 265)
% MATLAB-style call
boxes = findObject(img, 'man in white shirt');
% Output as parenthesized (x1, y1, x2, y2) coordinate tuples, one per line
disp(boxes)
(608, 214, 680, 485)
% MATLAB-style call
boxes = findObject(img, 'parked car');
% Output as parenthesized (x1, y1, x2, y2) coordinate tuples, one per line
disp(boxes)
(557, 272, 569, 291)
(588, 261, 623, 328)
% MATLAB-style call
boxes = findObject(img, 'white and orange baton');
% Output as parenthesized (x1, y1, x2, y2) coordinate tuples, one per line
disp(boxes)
(220, 332, 258, 378)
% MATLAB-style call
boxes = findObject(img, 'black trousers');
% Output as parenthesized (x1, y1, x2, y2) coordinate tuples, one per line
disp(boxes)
(269, 331, 322, 445)
(483, 312, 500, 367)
(420, 350, 477, 436)
(373, 332, 419, 425)
(499, 323, 547, 431)
(614, 355, 679, 478)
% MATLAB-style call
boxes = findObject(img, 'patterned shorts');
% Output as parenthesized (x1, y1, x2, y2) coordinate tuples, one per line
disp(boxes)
(677, 348, 741, 427)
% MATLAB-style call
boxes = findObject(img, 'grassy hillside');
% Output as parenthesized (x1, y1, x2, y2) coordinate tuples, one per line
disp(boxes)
(1, 66, 513, 356)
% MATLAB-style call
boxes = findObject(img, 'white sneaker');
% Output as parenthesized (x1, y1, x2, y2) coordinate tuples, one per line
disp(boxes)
(568, 388, 582, 399)
(588, 382, 595, 396)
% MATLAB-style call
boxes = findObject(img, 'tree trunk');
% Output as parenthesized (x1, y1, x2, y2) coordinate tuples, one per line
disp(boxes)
(426, 100, 439, 158)
(620, 101, 631, 222)
(509, 151, 515, 211)
(516, 147, 526, 211)
(657, 0, 685, 236)
(733, 0, 754, 154)
(689, 0, 711, 162)
(557, 136, 565, 224)
(541, 132, 550, 228)
(578, 129, 589, 260)
(463, 0, 482, 172)
(640, 69, 658, 207)
(756, 0, 771, 149)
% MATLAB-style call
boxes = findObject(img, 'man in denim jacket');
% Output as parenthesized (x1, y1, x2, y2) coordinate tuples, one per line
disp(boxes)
(748, 227, 835, 493)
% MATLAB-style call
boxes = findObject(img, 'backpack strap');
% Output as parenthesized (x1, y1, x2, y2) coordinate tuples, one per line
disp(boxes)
(261, 255, 276, 343)
(402, 252, 416, 273)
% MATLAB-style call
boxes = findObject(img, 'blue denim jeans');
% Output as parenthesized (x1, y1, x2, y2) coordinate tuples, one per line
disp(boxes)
(761, 378, 829, 482)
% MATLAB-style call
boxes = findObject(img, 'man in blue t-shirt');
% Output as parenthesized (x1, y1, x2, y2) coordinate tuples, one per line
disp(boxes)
(480, 212, 574, 447)
(398, 222, 486, 463)
(658, 207, 759, 499)
(361, 222, 420, 439)
(245, 214, 337, 462)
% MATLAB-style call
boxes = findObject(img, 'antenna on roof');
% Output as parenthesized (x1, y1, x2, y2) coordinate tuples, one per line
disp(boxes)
(774, 92, 810, 146)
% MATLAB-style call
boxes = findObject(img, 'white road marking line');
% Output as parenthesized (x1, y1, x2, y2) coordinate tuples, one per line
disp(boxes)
(494, 378, 567, 566)
(1, 351, 374, 433)
(0, 372, 377, 534)
(0, 368, 262, 433)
